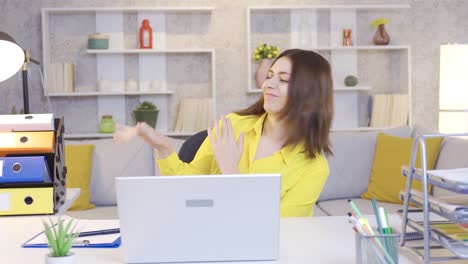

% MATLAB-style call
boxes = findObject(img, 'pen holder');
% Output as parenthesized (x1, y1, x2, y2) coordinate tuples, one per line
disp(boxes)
(355, 232, 399, 264)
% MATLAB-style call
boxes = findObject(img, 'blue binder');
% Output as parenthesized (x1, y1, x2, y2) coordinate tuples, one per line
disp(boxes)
(0, 156, 51, 183)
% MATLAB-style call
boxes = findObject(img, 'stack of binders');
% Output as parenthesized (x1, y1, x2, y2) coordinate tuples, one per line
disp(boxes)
(0, 114, 66, 215)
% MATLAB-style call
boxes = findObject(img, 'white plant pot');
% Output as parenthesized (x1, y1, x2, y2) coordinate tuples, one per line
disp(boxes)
(45, 252, 76, 264)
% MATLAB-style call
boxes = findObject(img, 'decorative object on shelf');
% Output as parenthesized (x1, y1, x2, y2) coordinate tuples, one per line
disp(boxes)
(371, 18, 390, 45)
(48, 62, 75, 93)
(87, 33, 109, 50)
(97, 79, 112, 92)
(125, 78, 138, 91)
(253, 43, 279, 88)
(139, 19, 153, 49)
(151, 80, 163, 91)
(133, 101, 159, 128)
(342, 29, 353, 46)
(99, 115, 116, 133)
(43, 217, 79, 264)
(344, 75, 359, 87)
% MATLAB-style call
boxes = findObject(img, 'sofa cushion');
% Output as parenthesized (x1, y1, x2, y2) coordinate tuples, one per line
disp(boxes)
(361, 133, 443, 204)
(65, 144, 95, 211)
(433, 137, 468, 197)
(319, 127, 411, 201)
(317, 198, 414, 217)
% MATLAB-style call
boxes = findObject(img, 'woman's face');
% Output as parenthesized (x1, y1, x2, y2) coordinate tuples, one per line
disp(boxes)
(262, 56, 291, 115)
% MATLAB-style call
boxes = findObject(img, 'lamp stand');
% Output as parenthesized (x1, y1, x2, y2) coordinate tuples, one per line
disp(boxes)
(21, 50, 40, 114)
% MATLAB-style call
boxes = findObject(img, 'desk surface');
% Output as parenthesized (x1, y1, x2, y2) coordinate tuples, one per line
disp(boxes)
(2, 214, 467, 263)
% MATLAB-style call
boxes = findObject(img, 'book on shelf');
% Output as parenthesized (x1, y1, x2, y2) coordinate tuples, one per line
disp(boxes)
(47, 62, 74, 93)
(369, 93, 408, 127)
(174, 98, 213, 133)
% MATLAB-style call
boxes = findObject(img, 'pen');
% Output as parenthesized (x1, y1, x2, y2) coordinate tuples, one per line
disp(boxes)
(371, 198, 383, 234)
(75, 228, 120, 237)
(348, 199, 364, 219)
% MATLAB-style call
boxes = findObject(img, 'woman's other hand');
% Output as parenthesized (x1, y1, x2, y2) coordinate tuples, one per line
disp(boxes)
(135, 122, 174, 159)
(207, 116, 244, 174)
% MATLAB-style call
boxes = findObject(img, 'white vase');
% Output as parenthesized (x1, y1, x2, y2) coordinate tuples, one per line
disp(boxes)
(45, 252, 76, 264)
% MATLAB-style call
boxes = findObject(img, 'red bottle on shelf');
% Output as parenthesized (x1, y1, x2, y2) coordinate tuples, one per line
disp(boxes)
(139, 19, 153, 49)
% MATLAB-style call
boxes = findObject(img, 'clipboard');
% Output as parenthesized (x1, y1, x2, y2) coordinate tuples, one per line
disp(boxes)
(22, 219, 121, 248)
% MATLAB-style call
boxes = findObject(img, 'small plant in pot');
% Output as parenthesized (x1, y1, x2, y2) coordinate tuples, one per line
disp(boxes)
(43, 218, 79, 264)
(133, 101, 159, 128)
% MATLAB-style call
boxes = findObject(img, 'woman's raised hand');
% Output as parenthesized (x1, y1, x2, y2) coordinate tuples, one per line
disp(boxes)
(113, 124, 138, 144)
(207, 116, 244, 174)
(113, 122, 174, 159)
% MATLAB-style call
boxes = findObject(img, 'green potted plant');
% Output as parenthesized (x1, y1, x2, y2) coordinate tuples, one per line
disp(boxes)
(133, 101, 159, 128)
(43, 218, 79, 264)
(253, 43, 280, 88)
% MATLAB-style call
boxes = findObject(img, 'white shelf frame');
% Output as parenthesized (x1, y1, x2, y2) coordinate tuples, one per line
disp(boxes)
(248, 85, 372, 94)
(246, 5, 412, 129)
(86, 48, 215, 54)
(43, 7, 215, 13)
(47, 90, 175, 97)
(64, 131, 197, 139)
(248, 5, 410, 11)
(42, 7, 216, 136)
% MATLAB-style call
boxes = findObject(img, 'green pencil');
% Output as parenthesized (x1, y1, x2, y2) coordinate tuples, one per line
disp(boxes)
(348, 199, 364, 219)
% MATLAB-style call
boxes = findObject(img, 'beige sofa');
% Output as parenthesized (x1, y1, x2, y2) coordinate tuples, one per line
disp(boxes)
(65, 128, 468, 219)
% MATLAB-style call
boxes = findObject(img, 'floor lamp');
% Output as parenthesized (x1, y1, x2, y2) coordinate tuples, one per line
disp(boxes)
(439, 44, 468, 133)
(0, 31, 40, 114)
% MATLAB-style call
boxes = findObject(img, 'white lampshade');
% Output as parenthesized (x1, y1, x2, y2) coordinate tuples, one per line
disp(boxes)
(439, 44, 468, 110)
(0, 32, 25, 82)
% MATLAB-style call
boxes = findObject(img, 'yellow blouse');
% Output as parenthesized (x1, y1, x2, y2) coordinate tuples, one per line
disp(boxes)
(157, 113, 329, 217)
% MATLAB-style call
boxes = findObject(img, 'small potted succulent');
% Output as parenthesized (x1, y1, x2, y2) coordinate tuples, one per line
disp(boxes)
(253, 43, 280, 88)
(133, 101, 159, 128)
(43, 218, 79, 264)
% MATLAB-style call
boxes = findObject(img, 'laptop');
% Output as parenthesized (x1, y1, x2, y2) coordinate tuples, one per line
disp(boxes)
(115, 174, 281, 263)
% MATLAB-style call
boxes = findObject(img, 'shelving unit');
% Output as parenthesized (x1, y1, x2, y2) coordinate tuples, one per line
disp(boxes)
(41, 7, 215, 138)
(400, 133, 468, 263)
(246, 4, 411, 130)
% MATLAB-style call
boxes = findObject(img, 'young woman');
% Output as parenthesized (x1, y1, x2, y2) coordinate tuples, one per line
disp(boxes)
(114, 49, 334, 217)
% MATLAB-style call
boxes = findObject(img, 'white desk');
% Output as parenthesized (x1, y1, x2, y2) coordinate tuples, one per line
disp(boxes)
(2, 215, 466, 263)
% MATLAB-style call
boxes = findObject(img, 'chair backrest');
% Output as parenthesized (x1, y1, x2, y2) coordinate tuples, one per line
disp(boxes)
(178, 130, 208, 163)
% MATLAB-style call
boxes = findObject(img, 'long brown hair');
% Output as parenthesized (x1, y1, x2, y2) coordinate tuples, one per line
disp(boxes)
(236, 49, 333, 158)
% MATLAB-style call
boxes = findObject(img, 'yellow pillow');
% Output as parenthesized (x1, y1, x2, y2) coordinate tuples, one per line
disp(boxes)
(65, 144, 95, 210)
(361, 133, 443, 204)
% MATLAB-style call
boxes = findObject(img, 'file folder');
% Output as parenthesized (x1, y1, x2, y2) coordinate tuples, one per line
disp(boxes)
(0, 156, 51, 184)
(0, 131, 54, 156)
(0, 186, 54, 215)
(23, 219, 121, 248)
(0, 114, 54, 132)
(0, 116, 67, 215)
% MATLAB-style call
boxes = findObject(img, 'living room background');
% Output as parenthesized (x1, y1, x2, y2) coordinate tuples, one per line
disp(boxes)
(1, 0, 467, 133)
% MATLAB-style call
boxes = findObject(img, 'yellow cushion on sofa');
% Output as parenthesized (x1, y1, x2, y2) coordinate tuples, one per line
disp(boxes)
(361, 133, 443, 204)
(65, 144, 95, 210)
